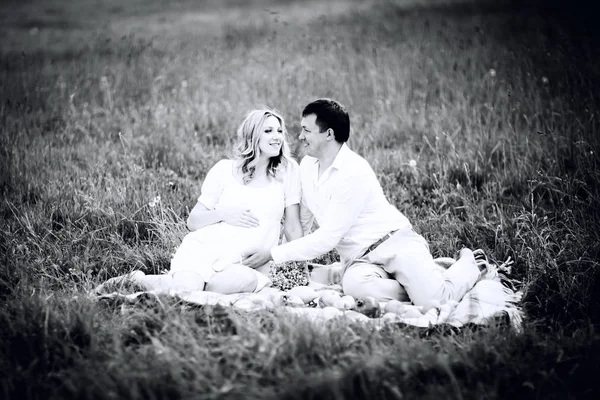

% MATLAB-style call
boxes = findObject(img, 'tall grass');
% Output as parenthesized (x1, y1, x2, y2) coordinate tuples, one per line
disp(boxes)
(1, 0, 599, 398)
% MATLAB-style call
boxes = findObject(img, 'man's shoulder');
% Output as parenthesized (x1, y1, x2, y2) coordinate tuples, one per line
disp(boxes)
(343, 146, 369, 164)
(339, 146, 375, 176)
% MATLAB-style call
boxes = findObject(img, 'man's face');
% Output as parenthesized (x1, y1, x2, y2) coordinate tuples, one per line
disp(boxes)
(299, 114, 328, 159)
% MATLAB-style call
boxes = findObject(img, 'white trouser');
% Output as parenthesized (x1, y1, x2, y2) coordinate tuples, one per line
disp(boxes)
(341, 227, 480, 306)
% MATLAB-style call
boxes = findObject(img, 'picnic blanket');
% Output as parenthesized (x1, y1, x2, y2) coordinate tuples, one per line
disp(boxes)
(94, 254, 524, 331)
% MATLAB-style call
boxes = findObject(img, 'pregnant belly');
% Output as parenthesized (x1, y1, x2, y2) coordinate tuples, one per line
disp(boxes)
(190, 222, 275, 254)
(197, 223, 275, 270)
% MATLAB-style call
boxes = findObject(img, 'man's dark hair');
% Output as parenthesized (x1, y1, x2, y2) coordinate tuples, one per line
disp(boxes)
(302, 98, 350, 143)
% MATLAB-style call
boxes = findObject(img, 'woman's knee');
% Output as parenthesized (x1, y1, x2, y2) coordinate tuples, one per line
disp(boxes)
(206, 265, 258, 294)
(171, 270, 206, 292)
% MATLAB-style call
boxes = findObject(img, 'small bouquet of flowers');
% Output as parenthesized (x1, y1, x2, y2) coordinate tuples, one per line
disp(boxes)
(268, 260, 310, 291)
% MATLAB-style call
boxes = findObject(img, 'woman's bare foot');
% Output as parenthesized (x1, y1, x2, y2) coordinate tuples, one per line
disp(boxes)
(92, 270, 146, 295)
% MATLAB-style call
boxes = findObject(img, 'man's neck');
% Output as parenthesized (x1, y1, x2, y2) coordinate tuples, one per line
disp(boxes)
(317, 143, 343, 177)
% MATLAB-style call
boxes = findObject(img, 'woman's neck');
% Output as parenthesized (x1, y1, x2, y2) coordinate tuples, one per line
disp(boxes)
(255, 156, 270, 177)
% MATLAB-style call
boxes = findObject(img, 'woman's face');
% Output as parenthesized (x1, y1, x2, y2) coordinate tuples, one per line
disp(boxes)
(257, 116, 284, 159)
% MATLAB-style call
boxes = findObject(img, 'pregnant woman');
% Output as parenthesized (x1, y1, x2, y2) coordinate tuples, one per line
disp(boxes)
(100, 108, 303, 294)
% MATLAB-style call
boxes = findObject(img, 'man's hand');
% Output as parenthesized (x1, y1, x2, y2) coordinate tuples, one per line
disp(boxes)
(242, 248, 273, 269)
(218, 207, 259, 228)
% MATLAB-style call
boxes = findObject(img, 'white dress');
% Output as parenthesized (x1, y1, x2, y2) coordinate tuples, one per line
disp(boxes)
(170, 159, 300, 288)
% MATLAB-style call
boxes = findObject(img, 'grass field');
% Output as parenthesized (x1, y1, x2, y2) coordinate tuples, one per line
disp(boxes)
(1, 0, 599, 398)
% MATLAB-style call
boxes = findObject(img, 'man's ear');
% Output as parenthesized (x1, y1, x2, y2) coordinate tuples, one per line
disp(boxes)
(326, 128, 334, 141)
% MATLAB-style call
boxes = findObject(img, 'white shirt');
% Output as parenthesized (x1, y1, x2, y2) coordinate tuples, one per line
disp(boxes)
(198, 159, 300, 211)
(271, 144, 411, 265)
(170, 158, 300, 280)
(193, 159, 300, 262)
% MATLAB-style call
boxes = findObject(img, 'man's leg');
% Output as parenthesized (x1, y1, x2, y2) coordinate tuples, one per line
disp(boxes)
(439, 248, 481, 299)
(366, 228, 480, 306)
(310, 263, 344, 285)
(341, 262, 410, 302)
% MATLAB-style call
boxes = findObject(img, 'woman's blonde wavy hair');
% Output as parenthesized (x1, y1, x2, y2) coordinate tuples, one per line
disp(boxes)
(233, 108, 291, 184)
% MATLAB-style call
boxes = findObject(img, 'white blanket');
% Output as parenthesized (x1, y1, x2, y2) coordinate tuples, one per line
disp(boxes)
(95, 256, 524, 331)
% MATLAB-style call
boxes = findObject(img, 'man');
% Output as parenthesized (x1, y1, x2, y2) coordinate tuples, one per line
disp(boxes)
(243, 98, 481, 306)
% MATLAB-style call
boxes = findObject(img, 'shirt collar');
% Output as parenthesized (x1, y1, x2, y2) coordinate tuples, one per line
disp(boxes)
(308, 143, 352, 179)
(330, 143, 352, 171)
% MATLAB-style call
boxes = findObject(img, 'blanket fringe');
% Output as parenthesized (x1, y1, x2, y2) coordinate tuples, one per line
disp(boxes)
(468, 252, 524, 331)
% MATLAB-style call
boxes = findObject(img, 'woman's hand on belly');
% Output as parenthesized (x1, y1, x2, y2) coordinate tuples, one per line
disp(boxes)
(217, 206, 260, 228)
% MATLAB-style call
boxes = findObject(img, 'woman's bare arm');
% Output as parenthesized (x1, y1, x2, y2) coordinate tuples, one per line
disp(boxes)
(187, 202, 260, 231)
(283, 204, 303, 242)
(186, 202, 223, 231)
